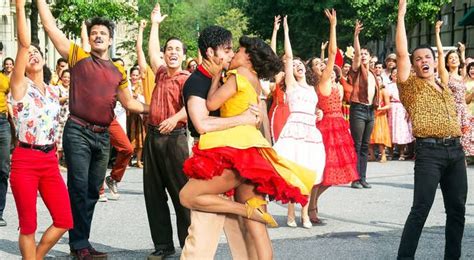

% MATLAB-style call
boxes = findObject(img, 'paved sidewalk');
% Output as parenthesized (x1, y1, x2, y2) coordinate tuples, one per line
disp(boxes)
(0, 161, 473, 259)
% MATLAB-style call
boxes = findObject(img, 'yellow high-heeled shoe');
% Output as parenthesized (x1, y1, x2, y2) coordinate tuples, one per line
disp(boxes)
(245, 197, 278, 228)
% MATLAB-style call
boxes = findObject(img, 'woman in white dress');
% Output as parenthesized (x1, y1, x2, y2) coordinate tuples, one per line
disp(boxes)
(273, 15, 326, 229)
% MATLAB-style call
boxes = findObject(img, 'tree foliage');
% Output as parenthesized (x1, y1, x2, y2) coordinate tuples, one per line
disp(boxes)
(241, 0, 451, 59)
(135, 0, 249, 59)
(51, 0, 137, 38)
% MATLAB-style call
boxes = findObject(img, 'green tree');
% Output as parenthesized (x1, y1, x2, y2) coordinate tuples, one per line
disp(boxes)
(241, 0, 451, 59)
(51, 0, 138, 38)
(135, 0, 248, 59)
(215, 8, 248, 48)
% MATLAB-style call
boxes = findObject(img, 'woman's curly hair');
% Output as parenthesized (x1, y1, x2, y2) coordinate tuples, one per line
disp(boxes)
(239, 36, 283, 80)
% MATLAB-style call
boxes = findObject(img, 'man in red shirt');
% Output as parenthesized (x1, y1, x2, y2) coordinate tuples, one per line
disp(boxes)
(143, 4, 190, 259)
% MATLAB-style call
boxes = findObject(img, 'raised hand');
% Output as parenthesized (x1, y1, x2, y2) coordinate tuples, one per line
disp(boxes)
(321, 41, 329, 50)
(458, 42, 466, 53)
(283, 15, 288, 32)
(324, 8, 337, 26)
(140, 19, 147, 29)
(202, 57, 223, 79)
(274, 15, 281, 31)
(435, 20, 443, 34)
(151, 2, 168, 24)
(354, 20, 364, 36)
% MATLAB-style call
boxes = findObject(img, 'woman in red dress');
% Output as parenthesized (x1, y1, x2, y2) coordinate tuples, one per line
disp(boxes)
(309, 11, 359, 223)
(268, 72, 290, 143)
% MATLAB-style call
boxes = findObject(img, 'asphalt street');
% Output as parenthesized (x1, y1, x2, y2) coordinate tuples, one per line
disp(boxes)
(0, 160, 473, 259)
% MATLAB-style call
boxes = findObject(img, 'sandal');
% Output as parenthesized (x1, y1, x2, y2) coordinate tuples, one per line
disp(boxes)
(308, 208, 322, 224)
(246, 197, 278, 227)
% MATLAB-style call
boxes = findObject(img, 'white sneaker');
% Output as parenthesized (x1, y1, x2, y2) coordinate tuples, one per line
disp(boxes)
(99, 193, 108, 202)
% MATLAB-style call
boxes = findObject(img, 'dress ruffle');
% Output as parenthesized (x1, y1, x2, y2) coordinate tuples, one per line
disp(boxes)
(183, 144, 309, 206)
(317, 116, 359, 186)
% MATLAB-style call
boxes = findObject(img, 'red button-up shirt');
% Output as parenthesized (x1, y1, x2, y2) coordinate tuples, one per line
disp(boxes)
(148, 65, 190, 128)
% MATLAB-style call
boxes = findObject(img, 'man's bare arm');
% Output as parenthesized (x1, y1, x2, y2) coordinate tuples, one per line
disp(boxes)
(117, 87, 149, 114)
(396, 0, 411, 82)
(188, 96, 257, 135)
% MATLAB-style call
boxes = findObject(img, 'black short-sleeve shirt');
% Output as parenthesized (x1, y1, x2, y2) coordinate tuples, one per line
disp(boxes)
(183, 69, 219, 137)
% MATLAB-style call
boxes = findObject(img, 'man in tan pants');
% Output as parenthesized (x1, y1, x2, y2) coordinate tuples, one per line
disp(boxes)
(180, 25, 259, 259)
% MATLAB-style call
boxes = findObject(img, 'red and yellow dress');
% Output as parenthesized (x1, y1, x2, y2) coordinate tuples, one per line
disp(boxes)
(183, 70, 317, 205)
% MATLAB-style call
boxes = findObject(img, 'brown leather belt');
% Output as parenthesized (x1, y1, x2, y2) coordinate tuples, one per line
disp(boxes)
(69, 115, 108, 133)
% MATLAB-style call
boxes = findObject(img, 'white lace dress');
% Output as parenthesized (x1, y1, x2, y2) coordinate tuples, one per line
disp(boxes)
(273, 84, 326, 184)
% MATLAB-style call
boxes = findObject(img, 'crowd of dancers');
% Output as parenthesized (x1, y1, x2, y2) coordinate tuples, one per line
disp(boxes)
(0, 0, 469, 259)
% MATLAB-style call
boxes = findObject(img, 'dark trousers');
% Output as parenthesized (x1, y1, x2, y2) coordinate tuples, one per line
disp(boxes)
(143, 127, 190, 250)
(63, 119, 110, 250)
(398, 141, 467, 260)
(349, 103, 375, 182)
(0, 116, 11, 217)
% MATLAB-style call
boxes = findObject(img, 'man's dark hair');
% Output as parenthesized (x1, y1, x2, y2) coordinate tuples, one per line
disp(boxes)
(239, 36, 283, 81)
(86, 17, 116, 39)
(164, 37, 187, 55)
(0, 41, 3, 51)
(198, 26, 232, 60)
(361, 46, 372, 56)
(56, 57, 67, 66)
(375, 61, 384, 67)
(410, 44, 436, 64)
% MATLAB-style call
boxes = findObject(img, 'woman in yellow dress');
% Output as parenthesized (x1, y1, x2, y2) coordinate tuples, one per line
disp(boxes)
(180, 36, 317, 259)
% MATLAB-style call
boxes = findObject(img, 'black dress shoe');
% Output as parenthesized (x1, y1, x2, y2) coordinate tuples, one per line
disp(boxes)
(351, 181, 363, 189)
(360, 180, 372, 189)
(0, 217, 6, 227)
(147, 248, 176, 260)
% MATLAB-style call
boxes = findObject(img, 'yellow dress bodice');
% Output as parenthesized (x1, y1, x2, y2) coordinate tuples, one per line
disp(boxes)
(198, 69, 317, 196)
(199, 70, 270, 149)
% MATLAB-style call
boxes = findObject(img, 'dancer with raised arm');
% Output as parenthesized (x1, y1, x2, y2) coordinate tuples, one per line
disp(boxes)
(396, 0, 467, 258)
(9, 0, 73, 258)
(273, 15, 326, 229)
(309, 9, 359, 224)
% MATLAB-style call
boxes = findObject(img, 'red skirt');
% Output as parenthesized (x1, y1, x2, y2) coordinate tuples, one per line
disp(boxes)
(268, 103, 290, 143)
(317, 116, 359, 186)
(183, 144, 308, 205)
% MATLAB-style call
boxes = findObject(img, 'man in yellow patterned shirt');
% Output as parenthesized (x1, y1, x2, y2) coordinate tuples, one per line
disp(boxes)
(0, 71, 10, 227)
(396, 0, 467, 259)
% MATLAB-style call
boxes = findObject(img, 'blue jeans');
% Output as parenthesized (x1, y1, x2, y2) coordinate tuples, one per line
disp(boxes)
(0, 116, 11, 217)
(349, 103, 375, 182)
(63, 119, 110, 250)
(398, 140, 467, 260)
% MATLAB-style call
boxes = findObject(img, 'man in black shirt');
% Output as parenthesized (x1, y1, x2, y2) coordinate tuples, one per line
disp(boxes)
(179, 26, 259, 259)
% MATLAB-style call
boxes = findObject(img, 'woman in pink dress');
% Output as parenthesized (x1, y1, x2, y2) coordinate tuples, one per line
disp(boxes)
(309, 11, 359, 224)
(436, 21, 474, 155)
(385, 68, 414, 160)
